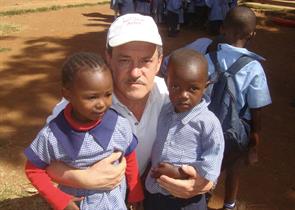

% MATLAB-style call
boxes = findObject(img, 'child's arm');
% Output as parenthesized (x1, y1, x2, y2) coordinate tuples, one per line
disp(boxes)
(249, 107, 262, 147)
(125, 150, 144, 203)
(151, 162, 189, 179)
(25, 160, 78, 210)
(247, 108, 263, 165)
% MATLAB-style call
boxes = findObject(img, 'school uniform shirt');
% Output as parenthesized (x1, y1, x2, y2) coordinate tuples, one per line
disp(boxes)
(25, 106, 139, 210)
(135, 0, 151, 15)
(166, 0, 182, 13)
(145, 97, 225, 195)
(46, 76, 169, 175)
(160, 37, 213, 78)
(205, 0, 229, 21)
(119, 0, 135, 15)
(205, 43, 272, 120)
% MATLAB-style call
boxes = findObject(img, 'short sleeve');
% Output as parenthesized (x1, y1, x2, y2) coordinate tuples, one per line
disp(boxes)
(24, 127, 55, 169)
(245, 62, 272, 108)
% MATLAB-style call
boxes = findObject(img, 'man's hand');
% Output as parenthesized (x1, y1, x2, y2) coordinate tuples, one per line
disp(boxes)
(157, 165, 213, 199)
(64, 197, 84, 210)
(46, 151, 126, 190)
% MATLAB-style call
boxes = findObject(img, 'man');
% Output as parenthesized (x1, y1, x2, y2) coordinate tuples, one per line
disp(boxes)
(46, 13, 213, 201)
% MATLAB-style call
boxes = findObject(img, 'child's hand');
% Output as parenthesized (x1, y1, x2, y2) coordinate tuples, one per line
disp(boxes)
(127, 201, 144, 210)
(64, 196, 84, 210)
(247, 132, 260, 165)
(151, 162, 189, 179)
(249, 132, 260, 147)
(247, 146, 259, 166)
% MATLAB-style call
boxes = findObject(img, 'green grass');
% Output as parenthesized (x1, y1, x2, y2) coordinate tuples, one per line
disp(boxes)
(0, 1, 110, 17)
(0, 23, 21, 35)
(0, 48, 11, 53)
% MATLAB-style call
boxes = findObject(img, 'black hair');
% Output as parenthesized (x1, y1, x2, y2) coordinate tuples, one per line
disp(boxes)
(169, 48, 208, 76)
(61, 52, 109, 87)
(223, 6, 256, 39)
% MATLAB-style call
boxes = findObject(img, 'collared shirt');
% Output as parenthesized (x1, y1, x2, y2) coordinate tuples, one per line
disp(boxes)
(206, 0, 229, 21)
(46, 76, 169, 174)
(160, 38, 213, 78)
(205, 43, 272, 120)
(25, 109, 137, 210)
(145, 97, 224, 195)
(112, 76, 169, 174)
(167, 0, 182, 12)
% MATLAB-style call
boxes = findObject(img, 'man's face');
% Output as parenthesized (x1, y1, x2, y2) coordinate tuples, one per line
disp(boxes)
(106, 41, 162, 103)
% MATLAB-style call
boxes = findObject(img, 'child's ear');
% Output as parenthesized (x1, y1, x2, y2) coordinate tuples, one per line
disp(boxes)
(61, 87, 71, 101)
(205, 80, 212, 88)
(247, 31, 256, 41)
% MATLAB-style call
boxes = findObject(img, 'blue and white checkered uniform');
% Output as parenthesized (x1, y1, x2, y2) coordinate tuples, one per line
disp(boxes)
(205, 43, 272, 120)
(25, 108, 137, 210)
(145, 97, 224, 195)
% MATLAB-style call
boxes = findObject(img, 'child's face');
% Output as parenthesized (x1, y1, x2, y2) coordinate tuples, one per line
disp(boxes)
(63, 69, 113, 123)
(167, 64, 207, 113)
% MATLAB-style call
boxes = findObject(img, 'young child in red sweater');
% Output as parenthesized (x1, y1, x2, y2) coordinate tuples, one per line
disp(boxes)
(24, 52, 143, 210)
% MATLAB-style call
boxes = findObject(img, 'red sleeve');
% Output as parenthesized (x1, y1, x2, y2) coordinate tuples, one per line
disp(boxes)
(25, 160, 72, 210)
(125, 150, 144, 202)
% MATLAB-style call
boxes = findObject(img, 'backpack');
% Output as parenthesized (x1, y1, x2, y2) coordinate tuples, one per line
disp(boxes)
(207, 51, 254, 151)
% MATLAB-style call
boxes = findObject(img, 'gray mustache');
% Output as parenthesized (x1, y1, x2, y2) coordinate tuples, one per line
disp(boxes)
(126, 79, 145, 85)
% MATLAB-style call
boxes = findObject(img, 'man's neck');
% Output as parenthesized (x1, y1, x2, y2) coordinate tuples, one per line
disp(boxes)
(115, 92, 149, 121)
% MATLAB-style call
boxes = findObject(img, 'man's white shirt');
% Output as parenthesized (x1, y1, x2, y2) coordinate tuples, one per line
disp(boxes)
(46, 76, 169, 174)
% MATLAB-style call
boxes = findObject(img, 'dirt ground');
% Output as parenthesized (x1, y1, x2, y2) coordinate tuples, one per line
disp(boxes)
(0, 1, 295, 210)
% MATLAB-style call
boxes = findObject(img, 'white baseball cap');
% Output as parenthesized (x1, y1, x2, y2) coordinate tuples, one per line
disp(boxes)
(107, 13, 162, 47)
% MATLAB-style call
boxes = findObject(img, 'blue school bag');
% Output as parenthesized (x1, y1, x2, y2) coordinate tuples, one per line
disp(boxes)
(208, 51, 254, 151)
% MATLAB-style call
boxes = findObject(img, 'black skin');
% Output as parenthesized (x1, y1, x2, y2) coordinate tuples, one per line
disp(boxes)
(151, 162, 190, 180)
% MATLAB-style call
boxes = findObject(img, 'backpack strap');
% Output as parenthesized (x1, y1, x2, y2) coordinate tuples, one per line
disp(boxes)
(209, 51, 222, 73)
(227, 55, 254, 118)
(227, 55, 255, 75)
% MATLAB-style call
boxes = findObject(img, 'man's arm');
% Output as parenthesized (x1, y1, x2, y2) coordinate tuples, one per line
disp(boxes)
(157, 165, 213, 198)
(46, 151, 126, 190)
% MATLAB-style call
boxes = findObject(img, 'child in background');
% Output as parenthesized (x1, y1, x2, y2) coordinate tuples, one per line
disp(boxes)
(193, 0, 209, 29)
(166, 0, 182, 37)
(205, 6, 272, 210)
(135, 0, 151, 15)
(24, 52, 143, 210)
(145, 48, 224, 210)
(206, 0, 229, 35)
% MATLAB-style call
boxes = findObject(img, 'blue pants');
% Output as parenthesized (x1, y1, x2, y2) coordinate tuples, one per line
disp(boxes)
(144, 191, 207, 210)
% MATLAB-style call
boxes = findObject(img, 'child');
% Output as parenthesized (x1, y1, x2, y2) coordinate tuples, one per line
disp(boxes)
(24, 52, 143, 210)
(206, 0, 230, 35)
(205, 6, 272, 210)
(135, 0, 151, 15)
(145, 48, 225, 210)
(166, 0, 182, 37)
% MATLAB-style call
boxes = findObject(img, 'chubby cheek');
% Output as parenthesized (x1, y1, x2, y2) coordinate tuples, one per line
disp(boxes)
(168, 93, 178, 104)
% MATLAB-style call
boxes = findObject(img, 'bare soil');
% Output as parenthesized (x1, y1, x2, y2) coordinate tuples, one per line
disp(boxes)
(0, 1, 295, 210)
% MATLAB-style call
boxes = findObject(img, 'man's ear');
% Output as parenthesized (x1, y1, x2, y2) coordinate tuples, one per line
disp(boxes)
(155, 54, 163, 76)
(61, 87, 71, 101)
